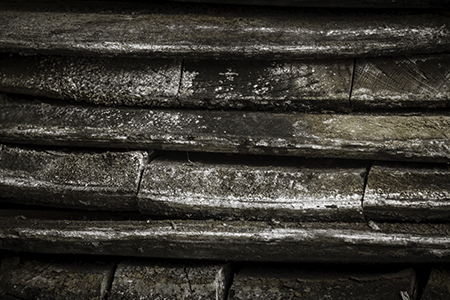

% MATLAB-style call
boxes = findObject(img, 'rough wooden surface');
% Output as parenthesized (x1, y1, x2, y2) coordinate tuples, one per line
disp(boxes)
(1, 99, 450, 162)
(0, 145, 148, 211)
(352, 54, 450, 110)
(1, 216, 450, 263)
(228, 265, 416, 300)
(0, 55, 182, 107)
(180, 59, 353, 111)
(110, 259, 232, 300)
(0, 255, 115, 300)
(364, 162, 450, 222)
(0, 2, 449, 58)
(422, 268, 450, 300)
(138, 153, 367, 221)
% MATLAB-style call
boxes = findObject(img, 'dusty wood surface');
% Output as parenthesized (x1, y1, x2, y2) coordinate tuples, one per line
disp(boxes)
(0, 55, 182, 107)
(1, 99, 450, 162)
(422, 268, 450, 300)
(229, 265, 416, 300)
(352, 54, 450, 110)
(180, 59, 353, 111)
(0, 145, 148, 211)
(364, 162, 450, 222)
(110, 259, 232, 300)
(0, 2, 449, 58)
(0, 255, 115, 300)
(138, 153, 367, 221)
(1, 216, 450, 263)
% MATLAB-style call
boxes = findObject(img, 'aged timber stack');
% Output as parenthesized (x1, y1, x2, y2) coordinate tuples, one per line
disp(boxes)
(1, 0, 450, 299)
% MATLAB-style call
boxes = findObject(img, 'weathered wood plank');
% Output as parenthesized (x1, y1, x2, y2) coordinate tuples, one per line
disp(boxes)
(422, 268, 450, 300)
(229, 265, 416, 300)
(352, 55, 450, 110)
(138, 153, 366, 221)
(110, 259, 232, 300)
(1, 217, 450, 263)
(364, 162, 450, 222)
(0, 2, 449, 58)
(180, 59, 352, 111)
(0, 55, 182, 107)
(0, 255, 115, 300)
(1, 100, 450, 162)
(0, 145, 148, 211)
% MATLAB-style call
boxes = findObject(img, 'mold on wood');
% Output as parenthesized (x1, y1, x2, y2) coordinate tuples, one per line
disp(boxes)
(0, 55, 182, 107)
(138, 153, 367, 221)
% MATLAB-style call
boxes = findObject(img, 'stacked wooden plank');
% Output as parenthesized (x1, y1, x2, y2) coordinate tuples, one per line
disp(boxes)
(1, 0, 450, 298)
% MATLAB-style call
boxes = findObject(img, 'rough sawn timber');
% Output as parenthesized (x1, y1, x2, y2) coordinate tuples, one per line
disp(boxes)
(364, 162, 450, 222)
(422, 268, 450, 300)
(138, 153, 367, 221)
(0, 2, 449, 58)
(1, 100, 450, 162)
(352, 54, 450, 110)
(1, 217, 450, 263)
(0, 145, 148, 211)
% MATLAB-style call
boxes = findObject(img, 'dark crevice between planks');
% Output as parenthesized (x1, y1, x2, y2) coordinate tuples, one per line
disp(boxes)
(361, 161, 374, 226)
(103, 261, 118, 300)
(414, 265, 433, 300)
(348, 58, 356, 109)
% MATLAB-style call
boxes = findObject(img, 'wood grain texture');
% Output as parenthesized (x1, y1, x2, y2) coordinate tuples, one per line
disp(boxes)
(110, 259, 232, 300)
(364, 162, 450, 222)
(180, 59, 353, 111)
(352, 55, 450, 110)
(0, 145, 148, 211)
(1, 99, 450, 162)
(0, 255, 115, 300)
(0, 55, 182, 107)
(229, 266, 416, 300)
(138, 153, 366, 221)
(1, 217, 450, 263)
(0, 2, 449, 58)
